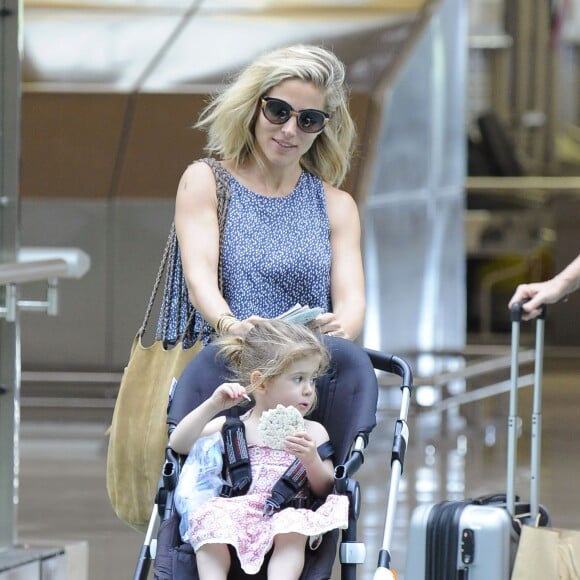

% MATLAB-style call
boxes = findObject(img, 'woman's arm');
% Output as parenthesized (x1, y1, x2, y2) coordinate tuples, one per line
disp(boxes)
(322, 185, 366, 340)
(174, 161, 252, 334)
(508, 253, 580, 320)
(169, 382, 248, 454)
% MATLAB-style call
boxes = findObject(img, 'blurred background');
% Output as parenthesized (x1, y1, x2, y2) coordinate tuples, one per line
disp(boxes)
(1, 0, 579, 578)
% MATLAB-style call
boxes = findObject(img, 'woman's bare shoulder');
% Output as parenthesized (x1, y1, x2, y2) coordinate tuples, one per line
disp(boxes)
(322, 182, 360, 230)
(180, 159, 220, 186)
(176, 160, 221, 208)
(323, 182, 357, 209)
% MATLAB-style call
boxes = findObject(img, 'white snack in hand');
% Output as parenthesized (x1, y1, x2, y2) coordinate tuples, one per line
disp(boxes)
(258, 404, 305, 449)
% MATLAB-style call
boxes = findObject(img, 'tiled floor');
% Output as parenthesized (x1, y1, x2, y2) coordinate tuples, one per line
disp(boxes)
(15, 344, 580, 579)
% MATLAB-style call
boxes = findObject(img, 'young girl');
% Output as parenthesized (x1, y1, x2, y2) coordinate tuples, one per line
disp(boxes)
(169, 319, 349, 580)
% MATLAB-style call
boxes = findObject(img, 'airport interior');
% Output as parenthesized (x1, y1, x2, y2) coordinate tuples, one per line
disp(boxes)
(1, 0, 580, 578)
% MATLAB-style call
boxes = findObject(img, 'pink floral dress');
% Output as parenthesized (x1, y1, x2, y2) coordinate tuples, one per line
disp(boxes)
(186, 445, 349, 574)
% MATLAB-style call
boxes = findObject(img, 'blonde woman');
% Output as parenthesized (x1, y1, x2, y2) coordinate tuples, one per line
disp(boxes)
(174, 44, 364, 342)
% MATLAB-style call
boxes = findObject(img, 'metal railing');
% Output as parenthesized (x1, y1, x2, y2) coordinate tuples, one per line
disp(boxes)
(0, 246, 90, 553)
(0, 248, 90, 321)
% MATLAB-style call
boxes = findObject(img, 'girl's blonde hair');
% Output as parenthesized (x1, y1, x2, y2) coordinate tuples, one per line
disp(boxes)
(195, 44, 356, 186)
(215, 319, 329, 394)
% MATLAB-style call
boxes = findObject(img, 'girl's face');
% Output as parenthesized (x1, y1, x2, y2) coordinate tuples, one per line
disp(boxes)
(254, 78, 327, 168)
(260, 354, 322, 416)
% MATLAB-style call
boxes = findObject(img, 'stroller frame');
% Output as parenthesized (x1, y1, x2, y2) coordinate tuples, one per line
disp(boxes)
(133, 343, 413, 580)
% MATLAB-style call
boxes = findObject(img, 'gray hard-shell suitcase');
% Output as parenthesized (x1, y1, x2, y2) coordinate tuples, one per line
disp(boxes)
(405, 303, 550, 579)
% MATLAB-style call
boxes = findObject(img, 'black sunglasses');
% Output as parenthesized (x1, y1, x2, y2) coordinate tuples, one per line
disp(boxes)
(260, 97, 330, 134)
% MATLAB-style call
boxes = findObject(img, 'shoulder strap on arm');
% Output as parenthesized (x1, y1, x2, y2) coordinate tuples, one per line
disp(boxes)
(197, 157, 231, 292)
(317, 441, 335, 462)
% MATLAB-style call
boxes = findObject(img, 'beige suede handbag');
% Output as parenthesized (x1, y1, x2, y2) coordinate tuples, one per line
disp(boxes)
(106, 158, 230, 532)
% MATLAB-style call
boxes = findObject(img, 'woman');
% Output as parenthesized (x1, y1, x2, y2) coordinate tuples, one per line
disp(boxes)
(168, 43, 376, 451)
(174, 44, 365, 342)
(159, 49, 376, 580)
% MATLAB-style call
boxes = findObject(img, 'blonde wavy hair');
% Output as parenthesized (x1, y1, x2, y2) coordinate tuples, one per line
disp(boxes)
(215, 319, 329, 396)
(195, 44, 356, 186)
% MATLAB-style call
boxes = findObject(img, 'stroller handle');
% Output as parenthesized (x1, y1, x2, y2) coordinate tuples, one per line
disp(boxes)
(364, 349, 413, 392)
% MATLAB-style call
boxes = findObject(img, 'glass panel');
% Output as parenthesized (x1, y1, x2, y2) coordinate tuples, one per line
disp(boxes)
(0, 0, 21, 550)
(363, 0, 467, 354)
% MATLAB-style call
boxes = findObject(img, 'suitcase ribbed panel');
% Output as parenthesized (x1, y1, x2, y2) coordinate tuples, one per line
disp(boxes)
(425, 501, 467, 579)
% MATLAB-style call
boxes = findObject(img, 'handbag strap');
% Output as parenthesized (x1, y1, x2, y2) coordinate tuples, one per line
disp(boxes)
(138, 158, 231, 339)
(203, 157, 230, 293)
(138, 226, 175, 337)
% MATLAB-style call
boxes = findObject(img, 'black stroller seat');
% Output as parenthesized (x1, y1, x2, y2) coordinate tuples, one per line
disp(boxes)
(134, 337, 413, 580)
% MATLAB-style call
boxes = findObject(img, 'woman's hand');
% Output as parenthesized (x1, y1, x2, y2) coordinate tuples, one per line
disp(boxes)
(508, 254, 580, 320)
(508, 279, 568, 321)
(311, 312, 347, 338)
(225, 315, 265, 336)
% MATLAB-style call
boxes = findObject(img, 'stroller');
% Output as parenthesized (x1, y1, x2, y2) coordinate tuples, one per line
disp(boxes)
(134, 337, 413, 580)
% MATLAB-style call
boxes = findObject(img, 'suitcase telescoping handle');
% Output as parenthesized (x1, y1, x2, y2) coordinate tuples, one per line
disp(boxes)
(507, 301, 546, 519)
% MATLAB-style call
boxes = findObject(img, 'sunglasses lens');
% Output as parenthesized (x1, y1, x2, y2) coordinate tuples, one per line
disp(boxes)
(297, 111, 326, 133)
(262, 98, 328, 133)
(263, 99, 291, 124)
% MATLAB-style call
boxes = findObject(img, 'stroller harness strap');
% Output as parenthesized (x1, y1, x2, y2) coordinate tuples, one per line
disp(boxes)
(263, 459, 308, 517)
(220, 417, 252, 497)
(218, 416, 334, 516)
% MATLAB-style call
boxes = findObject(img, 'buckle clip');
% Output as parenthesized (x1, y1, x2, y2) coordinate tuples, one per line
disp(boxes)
(219, 484, 234, 498)
(262, 499, 280, 517)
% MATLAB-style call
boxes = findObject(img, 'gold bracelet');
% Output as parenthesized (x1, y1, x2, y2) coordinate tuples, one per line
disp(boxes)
(221, 317, 238, 334)
(215, 312, 238, 334)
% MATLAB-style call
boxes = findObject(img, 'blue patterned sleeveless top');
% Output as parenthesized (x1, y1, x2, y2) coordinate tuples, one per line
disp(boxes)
(223, 169, 332, 317)
(193, 169, 332, 343)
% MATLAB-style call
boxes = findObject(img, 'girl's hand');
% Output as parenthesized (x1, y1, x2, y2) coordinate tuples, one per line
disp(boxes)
(285, 431, 319, 466)
(312, 312, 346, 338)
(210, 382, 249, 411)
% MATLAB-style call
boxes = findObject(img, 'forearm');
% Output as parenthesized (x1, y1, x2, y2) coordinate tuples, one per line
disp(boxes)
(304, 458, 335, 497)
(553, 254, 580, 297)
(169, 399, 222, 455)
(186, 276, 232, 328)
(174, 162, 232, 329)
(186, 278, 254, 334)
(329, 253, 365, 340)
(332, 299, 365, 340)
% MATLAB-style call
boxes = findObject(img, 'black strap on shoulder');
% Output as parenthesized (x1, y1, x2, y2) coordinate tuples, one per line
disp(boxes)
(317, 441, 335, 462)
(219, 417, 252, 498)
(263, 458, 308, 516)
